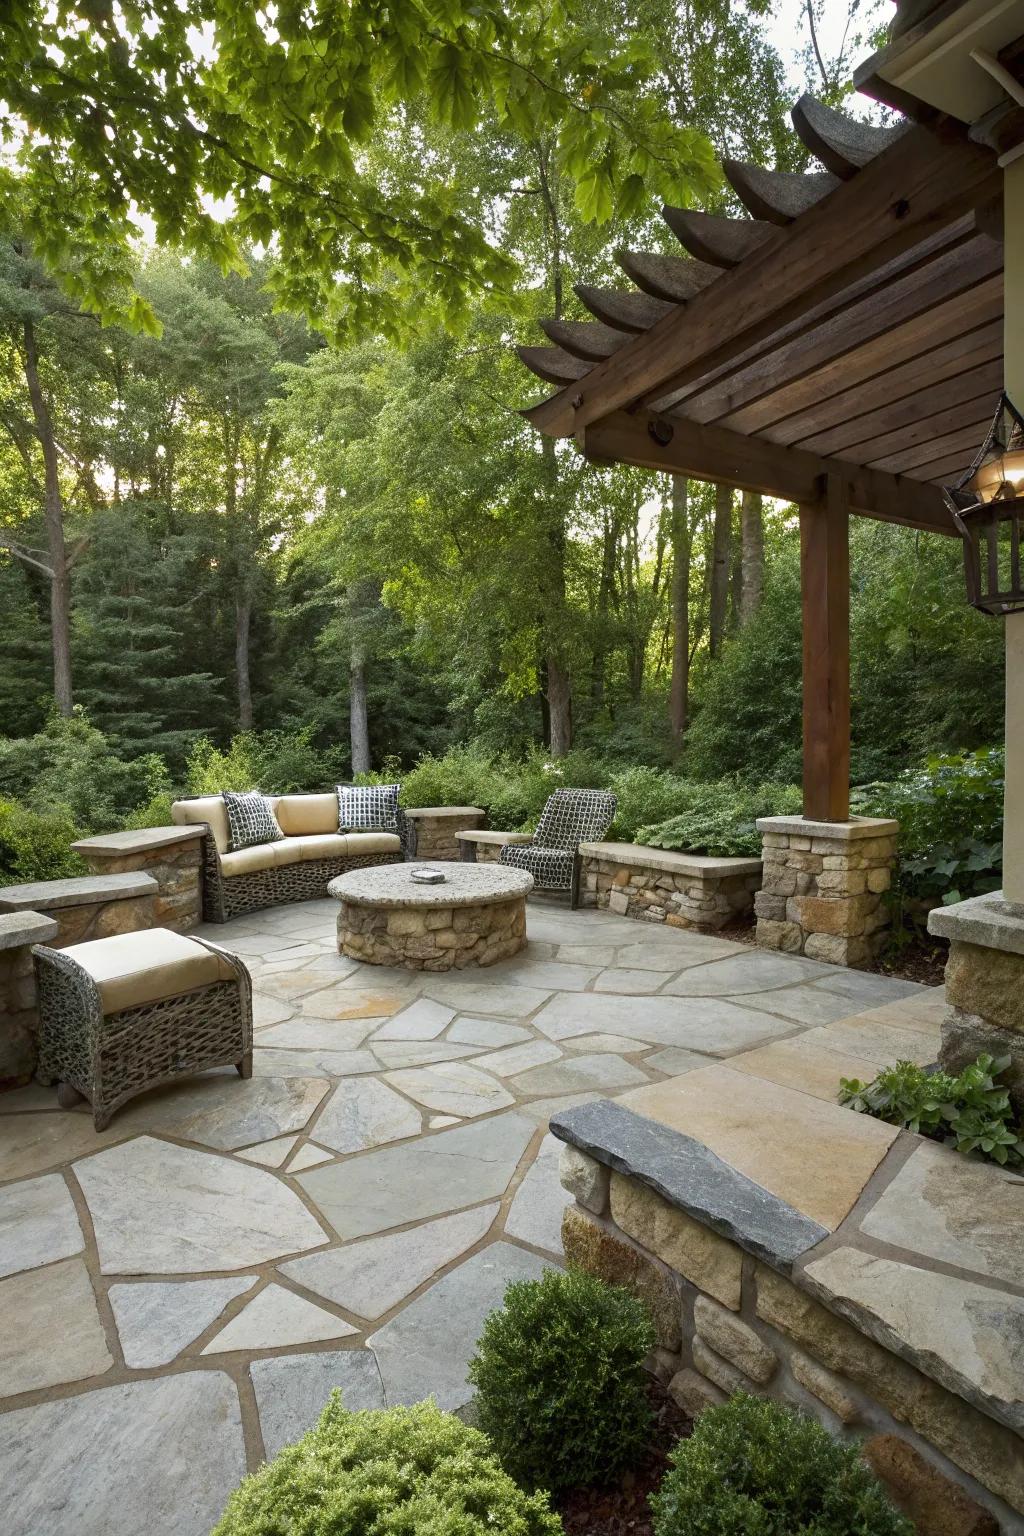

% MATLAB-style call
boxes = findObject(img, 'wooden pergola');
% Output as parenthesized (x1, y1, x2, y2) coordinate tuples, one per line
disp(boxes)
(517, 94, 1006, 821)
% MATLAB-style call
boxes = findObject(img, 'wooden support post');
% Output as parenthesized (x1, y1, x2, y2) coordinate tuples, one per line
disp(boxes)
(801, 475, 850, 821)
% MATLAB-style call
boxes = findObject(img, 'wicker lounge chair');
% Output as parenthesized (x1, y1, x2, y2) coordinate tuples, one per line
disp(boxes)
(499, 788, 617, 908)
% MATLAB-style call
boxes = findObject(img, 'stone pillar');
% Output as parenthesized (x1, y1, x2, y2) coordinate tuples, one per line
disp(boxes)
(755, 815, 899, 967)
(1003, 156, 1024, 906)
(404, 807, 486, 862)
(0, 911, 59, 1088)
(70, 826, 204, 932)
(928, 894, 1024, 1113)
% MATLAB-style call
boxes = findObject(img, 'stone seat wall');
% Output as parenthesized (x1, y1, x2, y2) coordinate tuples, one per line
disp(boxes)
(578, 841, 762, 931)
(71, 826, 205, 933)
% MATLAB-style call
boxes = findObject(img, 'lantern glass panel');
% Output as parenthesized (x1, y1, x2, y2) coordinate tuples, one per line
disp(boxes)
(944, 393, 1024, 616)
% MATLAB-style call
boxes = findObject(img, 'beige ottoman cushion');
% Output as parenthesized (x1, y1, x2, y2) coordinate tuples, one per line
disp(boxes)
(64, 929, 237, 1014)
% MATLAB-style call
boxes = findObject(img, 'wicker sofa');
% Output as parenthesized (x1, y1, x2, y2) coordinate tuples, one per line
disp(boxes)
(171, 792, 416, 923)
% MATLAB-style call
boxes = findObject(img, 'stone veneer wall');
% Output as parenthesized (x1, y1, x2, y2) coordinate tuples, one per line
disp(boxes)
(929, 892, 1024, 1117)
(755, 815, 899, 967)
(557, 1150, 1014, 1535)
(405, 808, 486, 862)
(339, 895, 526, 970)
(579, 842, 762, 932)
(0, 912, 59, 1086)
(71, 827, 204, 932)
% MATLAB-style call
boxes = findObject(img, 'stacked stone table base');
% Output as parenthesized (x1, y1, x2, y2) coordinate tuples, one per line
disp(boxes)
(339, 897, 527, 971)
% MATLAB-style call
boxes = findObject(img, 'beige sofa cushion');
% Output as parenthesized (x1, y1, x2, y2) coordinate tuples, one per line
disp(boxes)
(276, 833, 351, 865)
(345, 832, 402, 857)
(275, 793, 339, 837)
(172, 797, 231, 855)
(219, 844, 283, 877)
(64, 929, 238, 1014)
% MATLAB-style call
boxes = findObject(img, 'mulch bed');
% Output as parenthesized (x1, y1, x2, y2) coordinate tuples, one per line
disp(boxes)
(555, 1377, 691, 1536)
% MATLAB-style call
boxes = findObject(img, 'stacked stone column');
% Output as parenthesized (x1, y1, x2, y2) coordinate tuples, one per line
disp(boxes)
(755, 815, 899, 968)
(0, 912, 59, 1086)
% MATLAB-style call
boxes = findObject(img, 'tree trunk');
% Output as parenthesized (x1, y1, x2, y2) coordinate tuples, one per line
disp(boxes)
(235, 588, 253, 731)
(668, 475, 690, 755)
(547, 655, 573, 758)
(349, 644, 371, 775)
(710, 483, 733, 658)
(739, 490, 765, 627)
(23, 319, 73, 714)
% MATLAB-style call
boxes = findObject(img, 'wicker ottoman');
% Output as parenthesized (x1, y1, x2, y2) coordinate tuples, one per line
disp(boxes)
(33, 928, 252, 1130)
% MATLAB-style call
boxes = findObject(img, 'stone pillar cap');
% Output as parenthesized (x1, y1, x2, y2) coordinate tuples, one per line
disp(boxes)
(927, 890, 1024, 955)
(756, 814, 899, 839)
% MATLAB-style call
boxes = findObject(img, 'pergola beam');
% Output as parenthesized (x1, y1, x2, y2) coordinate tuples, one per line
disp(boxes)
(529, 124, 1000, 440)
(576, 410, 957, 535)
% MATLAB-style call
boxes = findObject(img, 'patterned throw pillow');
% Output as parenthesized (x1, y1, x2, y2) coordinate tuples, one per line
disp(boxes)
(221, 790, 285, 851)
(336, 783, 400, 833)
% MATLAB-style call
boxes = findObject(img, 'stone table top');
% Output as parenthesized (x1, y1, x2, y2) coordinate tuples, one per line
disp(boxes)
(328, 863, 533, 909)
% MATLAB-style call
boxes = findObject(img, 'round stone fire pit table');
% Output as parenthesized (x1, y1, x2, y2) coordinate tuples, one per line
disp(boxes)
(327, 863, 533, 971)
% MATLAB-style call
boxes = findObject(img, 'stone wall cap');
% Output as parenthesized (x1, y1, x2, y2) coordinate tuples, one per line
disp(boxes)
(927, 890, 1024, 955)
(328, 862, 532, 908)
(756, 815, 900, 839)
(0, 872, 158, 912)
(549, 1098, 828, 1272)
(579, 841, 763, 877)
(71, 825, 206, 856)
(456, 830, 534, 845)
(0, 910, 60, 950)
(404, 806, 486, 818)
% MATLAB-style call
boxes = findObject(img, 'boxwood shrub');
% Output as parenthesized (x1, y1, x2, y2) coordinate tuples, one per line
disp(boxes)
(651, 1395, 913, 1536)
(211, 1394, 562, 1536)
(467, 1266, 655, 1492)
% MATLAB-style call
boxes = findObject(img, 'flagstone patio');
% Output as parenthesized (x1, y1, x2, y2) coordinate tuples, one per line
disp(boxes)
(0, 897, 932, 1536)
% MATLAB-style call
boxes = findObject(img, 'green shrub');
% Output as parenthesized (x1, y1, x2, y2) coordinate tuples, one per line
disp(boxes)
(0, 710, 168, 832)
(211, 1393, 561, 1536)
(637, 780, 802, 857)
(468, 1266, 655, 1493)
(0, 798, 85, 882)
(650, 1395, 912, 1536)
(840, 1053, 1022, 1167)
(608, 765, 688, 841)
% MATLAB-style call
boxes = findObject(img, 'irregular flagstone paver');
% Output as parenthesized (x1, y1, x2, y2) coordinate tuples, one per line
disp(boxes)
(504, 1133, 570, 1255)
(801, 1017, 939, 1067)
(0, 1171, 83, 1277)
(510, 1052, 650, 1096)
(252, 995, 295, 1028)
(430, 1114, 460, 1128)
(251, 1048, 378, 1078)
(532, 991, 795, 1054)
(256, 1018, 374, 1050)
(802, 1246, 1024, 1431)
(662, 952, 832, 996)
(235, 1134, 298, 1168)
(74, 1136, 328, 1274)
(202, 1282, 357, 1353)
(0, 1082, 69, 1113)
(313, 1077, 422, 1155)
(563, 1032, 652, 1054)
(553, 943, 619, 965)
(109, 1276, 257, 1367)
(0, 1110, 122, 1182)
(517, 1091, 601, 1124)
(257, 968, 357, 1000)
(727, 1036, 880, 1103)
(619, 1065, 898, 1231)
(368, 1241, 554, 1410)
(300, 986, 411, 1020)
(812, 969, 926, 1006)
(738, 983, 873, 1028)
(644, 1046, 716, 1076)
(384, 1062, 513, 1118)
(860, 1139, 1024, 1284)
(252, 1349, 385, 1459)
(467, 1039, 562, 1076)
(112, 1074, 329, 1151)
(372, 1040, 479, 1068)
(0, 1256, 112, 1396)
(421, 978, 553, 1017)
(287, 1142, 335, 1171)
(446, 1017, 531, 1048)
(594, 967, 677, 994)
(501, 960, 599, 992)
(282, 1204, 499, 1318)
(298, 1112, 536, 1239)
(614, 936, 743, 970)
(372, 998, 456, 1041)
(0, 1371, 246, 1536)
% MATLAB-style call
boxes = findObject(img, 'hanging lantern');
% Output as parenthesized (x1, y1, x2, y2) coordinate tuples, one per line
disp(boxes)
(944, 393, 1024, 616)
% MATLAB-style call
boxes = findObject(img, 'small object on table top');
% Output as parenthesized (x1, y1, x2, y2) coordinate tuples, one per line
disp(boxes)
(409, 866, 447, 884)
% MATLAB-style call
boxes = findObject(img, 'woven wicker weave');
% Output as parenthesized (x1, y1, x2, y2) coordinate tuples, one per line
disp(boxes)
(33, 937, 253, 1130)
(199, 805, 416, 923)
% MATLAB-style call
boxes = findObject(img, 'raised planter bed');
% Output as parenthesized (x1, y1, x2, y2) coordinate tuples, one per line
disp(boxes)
(578, 841, 762, 931)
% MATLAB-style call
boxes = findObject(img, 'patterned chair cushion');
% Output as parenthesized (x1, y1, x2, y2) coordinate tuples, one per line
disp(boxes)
(221, 790, 285, 852)
(532, 788, 618, 849)
(336, 783, 400, 833)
